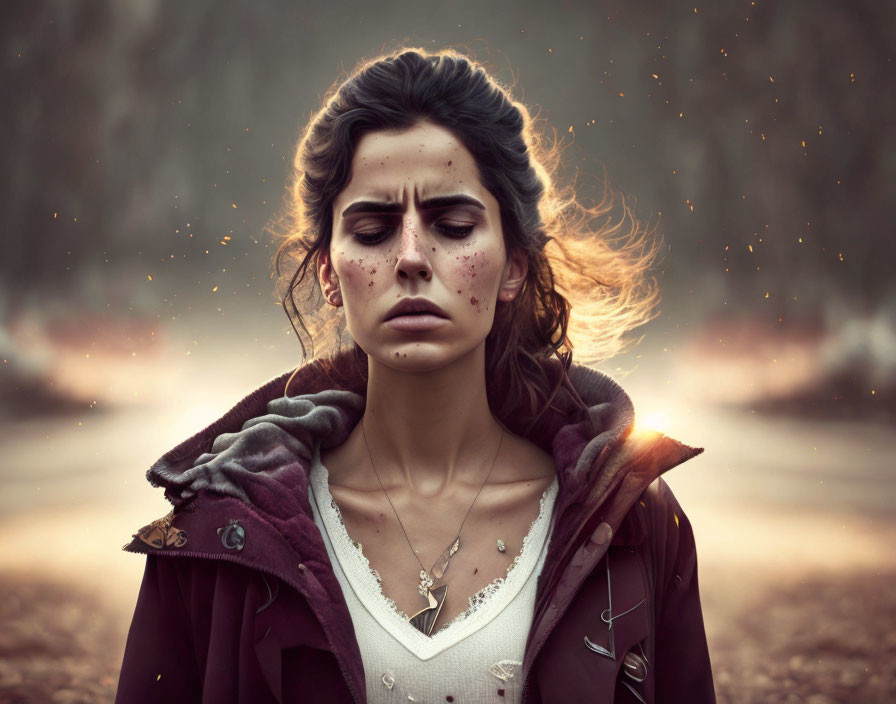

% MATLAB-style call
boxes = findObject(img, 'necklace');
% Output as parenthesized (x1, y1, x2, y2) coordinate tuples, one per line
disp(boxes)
(360, 418, 505, 636)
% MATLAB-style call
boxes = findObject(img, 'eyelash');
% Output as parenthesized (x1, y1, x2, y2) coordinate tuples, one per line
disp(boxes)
(353, 223, 475, 246)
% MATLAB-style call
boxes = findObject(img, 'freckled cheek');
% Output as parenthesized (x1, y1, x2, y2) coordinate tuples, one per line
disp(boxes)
(336, 252, 385, 293)
(450, 254, 498, 313)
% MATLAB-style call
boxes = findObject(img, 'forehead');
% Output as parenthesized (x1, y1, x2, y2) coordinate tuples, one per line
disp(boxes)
(336, 121, 488, 206)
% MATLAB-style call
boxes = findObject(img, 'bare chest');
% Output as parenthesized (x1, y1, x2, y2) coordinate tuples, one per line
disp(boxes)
(324, 472, 556, 632)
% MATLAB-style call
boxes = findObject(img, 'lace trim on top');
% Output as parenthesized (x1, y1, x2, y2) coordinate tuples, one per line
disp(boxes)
(310, 442, 558, 639)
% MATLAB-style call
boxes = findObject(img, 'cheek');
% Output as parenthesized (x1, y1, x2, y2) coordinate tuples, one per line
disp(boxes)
(452, 250, 499, 315)
(336, 250, 386, 293)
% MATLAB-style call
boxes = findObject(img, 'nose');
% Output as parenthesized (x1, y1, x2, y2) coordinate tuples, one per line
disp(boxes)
(394, 211, 432, 282)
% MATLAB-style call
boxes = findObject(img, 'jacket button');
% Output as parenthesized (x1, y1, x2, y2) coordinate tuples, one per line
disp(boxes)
(590, 522, 613, 546)
(217, 520, 246, 551)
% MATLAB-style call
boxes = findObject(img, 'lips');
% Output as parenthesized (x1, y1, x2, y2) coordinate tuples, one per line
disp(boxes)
(385, 298, 450, 321)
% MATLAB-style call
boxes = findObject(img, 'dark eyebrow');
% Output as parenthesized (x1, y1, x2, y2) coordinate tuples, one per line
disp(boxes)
(341, 194, 486, 218)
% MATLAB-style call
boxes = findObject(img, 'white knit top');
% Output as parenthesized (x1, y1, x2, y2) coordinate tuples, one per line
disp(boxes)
(308, 440, 559, 704)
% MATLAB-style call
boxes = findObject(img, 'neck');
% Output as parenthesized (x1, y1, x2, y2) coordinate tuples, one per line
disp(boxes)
(360, 343, 505, 497)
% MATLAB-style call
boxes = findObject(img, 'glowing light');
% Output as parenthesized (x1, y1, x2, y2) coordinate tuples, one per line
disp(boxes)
(636, 409, 671, 433)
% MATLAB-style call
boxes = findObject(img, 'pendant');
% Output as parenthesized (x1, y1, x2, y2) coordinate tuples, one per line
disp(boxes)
(408, 583, 448, 636)
(408, 536, 460, 636)
(430, 536, 460, 580)
(417, 569, 434, 597)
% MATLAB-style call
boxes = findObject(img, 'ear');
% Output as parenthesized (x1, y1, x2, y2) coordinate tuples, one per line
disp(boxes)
(317, 248, 342, 305)
(499, 248, 528, 302)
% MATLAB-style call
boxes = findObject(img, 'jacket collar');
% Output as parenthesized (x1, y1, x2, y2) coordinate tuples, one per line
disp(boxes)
(141, 349, 702, 555)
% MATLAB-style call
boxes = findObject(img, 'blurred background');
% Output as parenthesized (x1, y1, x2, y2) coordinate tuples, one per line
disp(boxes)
(1, 0, 894, 701)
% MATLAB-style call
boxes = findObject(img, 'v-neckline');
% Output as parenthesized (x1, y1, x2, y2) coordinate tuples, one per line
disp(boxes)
(308, 441, 558, 660)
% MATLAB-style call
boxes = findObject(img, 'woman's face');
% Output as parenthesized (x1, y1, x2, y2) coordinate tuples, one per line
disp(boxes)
(320, 120, 527, 372)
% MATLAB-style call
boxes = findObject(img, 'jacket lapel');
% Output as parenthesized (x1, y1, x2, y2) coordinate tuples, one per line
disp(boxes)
(520, 429, 703, 701)
(124, 492, 367, 703)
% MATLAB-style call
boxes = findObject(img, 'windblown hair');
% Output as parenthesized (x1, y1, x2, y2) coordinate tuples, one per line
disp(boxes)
(269, 46, 662, 430)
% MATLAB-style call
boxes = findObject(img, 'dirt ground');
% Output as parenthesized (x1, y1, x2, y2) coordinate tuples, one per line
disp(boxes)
(708, 569, 896, 704)
(0, 564, 893, 703)
(0, 572, 123, 704)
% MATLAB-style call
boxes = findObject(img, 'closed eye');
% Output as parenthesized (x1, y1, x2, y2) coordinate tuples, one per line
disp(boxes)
(353, 222, 474, 245)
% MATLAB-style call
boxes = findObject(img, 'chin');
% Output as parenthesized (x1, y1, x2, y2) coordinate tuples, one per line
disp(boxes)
(368, 339, 483, 373)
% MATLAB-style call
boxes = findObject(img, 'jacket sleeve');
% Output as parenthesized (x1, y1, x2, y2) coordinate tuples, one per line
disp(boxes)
(115, 554, 203, 703)
(649, 478, 716, 703)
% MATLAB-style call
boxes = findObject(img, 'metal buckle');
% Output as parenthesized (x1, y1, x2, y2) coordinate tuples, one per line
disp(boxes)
(583, 551, 645, 660)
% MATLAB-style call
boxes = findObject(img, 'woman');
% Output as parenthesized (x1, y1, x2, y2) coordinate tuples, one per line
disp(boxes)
(116, 48, 715, 703)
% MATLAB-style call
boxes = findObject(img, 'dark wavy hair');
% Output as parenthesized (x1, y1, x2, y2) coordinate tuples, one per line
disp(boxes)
(269, 46, 662, 432)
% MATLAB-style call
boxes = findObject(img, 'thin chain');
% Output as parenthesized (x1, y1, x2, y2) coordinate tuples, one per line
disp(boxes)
(360, 416, 505, 577)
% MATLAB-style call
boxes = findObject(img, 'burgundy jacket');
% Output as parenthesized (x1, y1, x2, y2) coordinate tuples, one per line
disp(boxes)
(115, 351, 716, 703)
